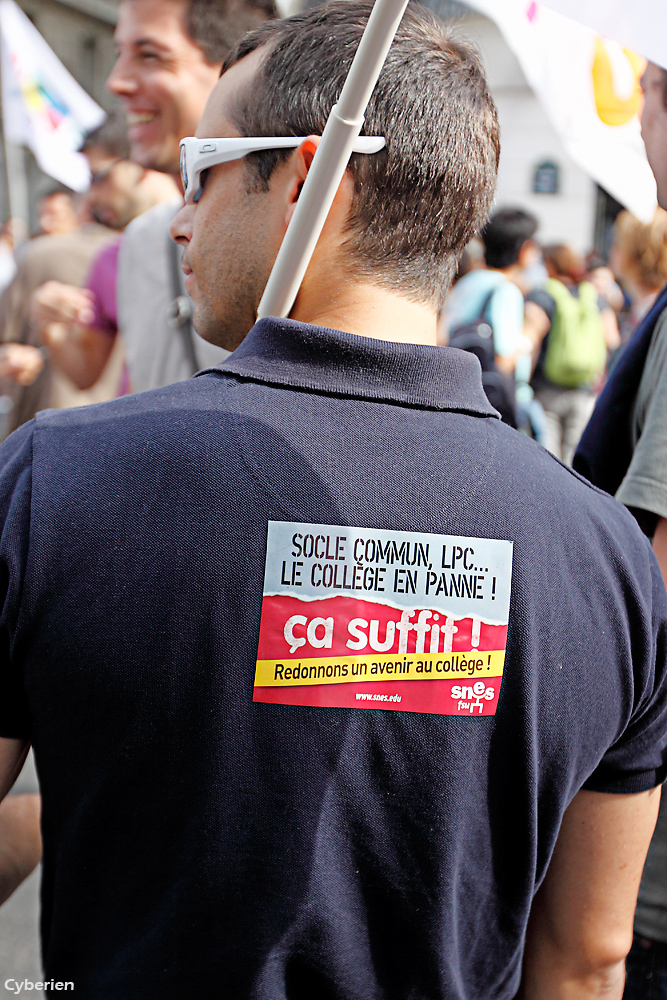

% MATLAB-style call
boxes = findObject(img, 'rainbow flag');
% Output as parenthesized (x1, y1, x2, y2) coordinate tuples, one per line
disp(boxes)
(0, 0, 105, 191)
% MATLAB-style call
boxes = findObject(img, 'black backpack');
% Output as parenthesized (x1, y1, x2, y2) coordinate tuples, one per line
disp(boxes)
(448, 288, 517, 428)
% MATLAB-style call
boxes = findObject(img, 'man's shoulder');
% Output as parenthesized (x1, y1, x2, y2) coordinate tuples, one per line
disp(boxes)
(117, 199, 183, 299)
(121, 198, 184, 246)
(449, 269, 518, 315)
(16, 225, 112, 267)
(505, 428, 647, 531)
(87, 238, 122, 292)
(445, 269, 502, 328)
(21, 358, 634, 511)
(488, 274, 523, 314)
(632, 301, 667, 406)
(649, 301, 667, 348)
(526, 287, 557, 322)
(34, 372, 225, 431)
(9, 368, 654, 594)
(92, 236, 122, 268)
(637, 303, 667, 386)
(453, 268, 503, 298)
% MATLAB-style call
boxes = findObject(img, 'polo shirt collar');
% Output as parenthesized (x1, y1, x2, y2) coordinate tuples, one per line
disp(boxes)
(202, 317, 499, 417)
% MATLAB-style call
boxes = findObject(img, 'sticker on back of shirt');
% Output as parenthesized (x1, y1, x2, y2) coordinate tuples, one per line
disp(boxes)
(253, 521, 513, 716)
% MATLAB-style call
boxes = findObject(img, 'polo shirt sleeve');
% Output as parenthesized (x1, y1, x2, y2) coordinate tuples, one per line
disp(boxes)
(584, 539, 667, 794)
(616, 311, 667, 523)
(487, 280, 524, 358)
(0, 421, 35, 739)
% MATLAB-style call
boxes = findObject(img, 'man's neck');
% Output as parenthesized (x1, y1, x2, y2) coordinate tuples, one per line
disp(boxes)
(289, 279, 438, 347)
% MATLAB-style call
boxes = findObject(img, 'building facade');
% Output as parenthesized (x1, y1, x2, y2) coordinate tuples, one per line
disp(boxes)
(460, 10, 599, 253)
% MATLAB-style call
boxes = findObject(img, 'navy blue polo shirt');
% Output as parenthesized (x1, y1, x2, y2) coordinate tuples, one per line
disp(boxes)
(1, 317, 667, 999)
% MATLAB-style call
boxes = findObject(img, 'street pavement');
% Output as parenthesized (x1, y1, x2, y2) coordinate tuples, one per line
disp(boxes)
(0, 752, 43, 995)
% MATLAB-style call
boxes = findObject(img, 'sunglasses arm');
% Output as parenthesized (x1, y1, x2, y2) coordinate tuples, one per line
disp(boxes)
(184, 137, 302, 201)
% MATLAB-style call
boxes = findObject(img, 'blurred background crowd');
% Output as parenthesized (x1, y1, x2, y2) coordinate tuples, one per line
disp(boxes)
(0, 0, 658, 462)
(439, 204, 667, 465)
(3, 174, 665, 464)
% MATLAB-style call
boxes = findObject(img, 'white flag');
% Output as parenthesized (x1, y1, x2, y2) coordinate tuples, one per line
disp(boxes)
(464, 0, 657, 222)
(538, 0, 667, 71)
(0, 0, 105, 192)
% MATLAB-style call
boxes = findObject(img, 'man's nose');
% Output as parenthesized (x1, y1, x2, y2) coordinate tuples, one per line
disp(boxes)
(170, 204, 194, 247)
(107, 54, 138, 97)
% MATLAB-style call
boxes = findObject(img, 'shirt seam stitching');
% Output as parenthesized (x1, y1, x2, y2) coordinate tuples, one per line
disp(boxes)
(225, 409, 297, 522)
(198, 369, 500, 420)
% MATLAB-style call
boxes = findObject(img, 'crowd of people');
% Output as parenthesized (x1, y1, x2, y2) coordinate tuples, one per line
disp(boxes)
(1, 158, 654, 473)
(440, 204, 667, 467)
(0, 0, 666, 996)
(1, 112, 664, 469)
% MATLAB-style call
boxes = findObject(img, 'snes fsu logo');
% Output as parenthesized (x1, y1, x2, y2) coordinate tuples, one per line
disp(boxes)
(450, 680, 496, 715)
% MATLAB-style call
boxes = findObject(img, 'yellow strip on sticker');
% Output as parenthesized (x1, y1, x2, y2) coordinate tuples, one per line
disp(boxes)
(254, 650, 506, 688)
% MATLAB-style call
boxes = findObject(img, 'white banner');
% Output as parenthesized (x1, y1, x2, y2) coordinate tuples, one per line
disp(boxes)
(539, 0, 667, 71)
(0, 0, 105, 191)
(465, 0, 657, 221)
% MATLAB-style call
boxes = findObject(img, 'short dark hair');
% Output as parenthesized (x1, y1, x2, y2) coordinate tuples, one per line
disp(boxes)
(81, 113, 131, 160)
(183, 0, 277, 64)
(481, 207, 538, 269)
(221, 0, 500, 307)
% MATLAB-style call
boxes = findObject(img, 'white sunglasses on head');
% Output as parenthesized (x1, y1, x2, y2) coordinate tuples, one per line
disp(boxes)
(179, 134, 386, 204)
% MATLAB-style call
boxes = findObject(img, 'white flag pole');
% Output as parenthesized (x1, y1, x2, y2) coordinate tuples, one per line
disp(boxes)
(257, 0, 409, 320)
(0, 31, 28, 240)
(2, 138, 28, 244)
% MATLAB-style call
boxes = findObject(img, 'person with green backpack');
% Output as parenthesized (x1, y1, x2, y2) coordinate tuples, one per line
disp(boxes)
(530, 244, 619, 465)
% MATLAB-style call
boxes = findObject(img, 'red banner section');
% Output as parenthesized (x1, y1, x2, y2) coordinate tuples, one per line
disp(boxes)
(257, 594, 508, 660)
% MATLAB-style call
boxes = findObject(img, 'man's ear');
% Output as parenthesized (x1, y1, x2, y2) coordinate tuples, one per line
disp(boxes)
(284, 136, 320, 227)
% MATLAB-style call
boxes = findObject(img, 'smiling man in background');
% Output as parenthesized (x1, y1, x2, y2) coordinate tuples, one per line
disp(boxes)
(107, 0, 276, 391)
(0, 4, 666, 997)
(35, 0, 276, 395)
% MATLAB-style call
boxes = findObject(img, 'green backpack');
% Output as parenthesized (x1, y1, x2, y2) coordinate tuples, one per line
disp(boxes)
(543, 278, 607, 388)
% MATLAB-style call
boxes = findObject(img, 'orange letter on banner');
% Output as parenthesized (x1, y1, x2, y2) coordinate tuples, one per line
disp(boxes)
(592, 38, 646, 127)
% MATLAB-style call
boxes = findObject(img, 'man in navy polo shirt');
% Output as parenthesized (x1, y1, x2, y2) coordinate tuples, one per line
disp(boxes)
(0, 3, 667, 997)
